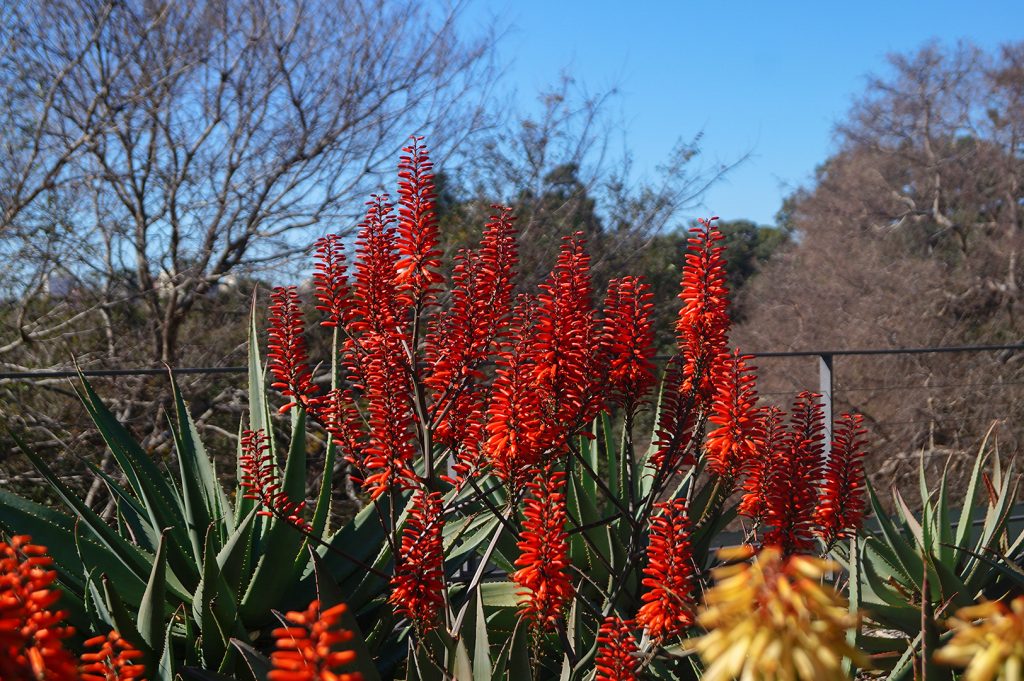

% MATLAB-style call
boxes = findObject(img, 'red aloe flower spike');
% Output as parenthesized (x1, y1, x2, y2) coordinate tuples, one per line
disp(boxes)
(738, 406, 786, 522)
(763, 391, 826, 554)
(649, 357, 699, 474)
(310, 388, 364, 469)
(268, 286, 319, 414)
(483, 296, 543, 491)
(426, 206, 518, 452)
(350, 195, 403, 341)
(676, 217, 730, 410)
(601, 276, 657, 414)
(395, 136, 443, 305)
(595, 617, 640, 681)
(390, 490, 445, 631)
(239, 429, 309, 531)
(313, 234, 353, 328)
(512, 467, 574, 631)
(269, 599, 362, 681)
(0, 535, 77, 681)
(815, 413, 868, 544)
(705, 350, 763, 481)
(636, 499, 697, 640)
(531, 232, 602, 447)
(80, 631, 146, 680)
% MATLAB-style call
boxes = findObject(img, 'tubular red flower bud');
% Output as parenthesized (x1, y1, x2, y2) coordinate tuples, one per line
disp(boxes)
(676, 218, 730, 410)
(0, 536, 77, 681)
(239, 429, 309, 530)
(763, 392, 826, 554)
(310, 388, 364, 468)
(636, 499, 697, 640)
(395, 136, 443, 304)
(80, 631, 146, 680)
(349, 195, 403, 340)
(815, 413, 868, 544)
(390, 490, 445, 631)
(269, 600, 362, 681)
(512, 467, 574, 631)
(595, 617, 640, 681)
(705, 350, 763, 480)
(601, 276, 657, 413)
(268, 286, 318, 413)
(312, 234, 352, 328)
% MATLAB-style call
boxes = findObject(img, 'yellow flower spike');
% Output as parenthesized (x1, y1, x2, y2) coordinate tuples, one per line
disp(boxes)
(936, 595, 1024, 681)
(691, 545, 867, 681)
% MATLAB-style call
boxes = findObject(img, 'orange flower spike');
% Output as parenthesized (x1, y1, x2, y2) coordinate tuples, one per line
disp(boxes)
(676, 217, 730, 409)
(239, 429, 309, 530)
(512, 468, 574, 630)
(80, 631, 146, 680)
(601, 276, 657, 413)
(0, 536, 77, 681)
(389, 490, 445, 631)
(595, 617, 640, 681)
(395, 136, 443, 305)
(636, 499, 697, 640)
(738, 406, 786, 522)
(815, 413, 868, 544)
(269, 600, 362, 681)
(312, 233, 353, 329)
(268, 286, 319, 413)
(705, 350, 763, 480)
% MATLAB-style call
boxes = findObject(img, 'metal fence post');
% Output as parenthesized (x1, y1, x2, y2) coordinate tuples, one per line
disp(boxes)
(819, 353, 834, 458)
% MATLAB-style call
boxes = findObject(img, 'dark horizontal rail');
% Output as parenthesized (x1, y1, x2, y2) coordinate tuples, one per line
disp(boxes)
(1, 342, 1022, 381)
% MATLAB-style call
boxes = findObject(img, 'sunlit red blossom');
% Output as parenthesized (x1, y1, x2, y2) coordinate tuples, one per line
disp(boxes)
(649, 357, 698, 474)
(268, 286, 319, 414)
(815, 413, 868, 544)
(426, 207, 518, 451)
(239, 429, 309, 530)
(483, 298, 543, 490)
(601, 276, 657, 413)
(390, 490, 445, 631)
(763, 392, 826, 554)
(358, 333, 417, 499)
(349, 195, 404, 342)
(595, 617, 640, 681)
(705, 350, 763, 480)
(676, 218, 730, 409)
(269, 599, 362, 681)
(0, 536, 77, 681)
(738, 407, 786, 522)
(395, 136, 443, 305)
(312, 234, 353, 328)
(636, 499, 697, 640)
(530, 233, 602, 446)
(310, 388, 364, 468)
(80, 631, 146, 681)
(512, 468, 574, 630)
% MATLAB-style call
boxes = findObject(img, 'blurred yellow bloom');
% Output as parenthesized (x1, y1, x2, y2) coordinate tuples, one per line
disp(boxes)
(692, 545, 867, 681)
(935, 596, 1024, 681)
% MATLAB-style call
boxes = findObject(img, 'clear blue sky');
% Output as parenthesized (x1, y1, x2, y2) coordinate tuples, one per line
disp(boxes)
(462, 1, 1024, 226)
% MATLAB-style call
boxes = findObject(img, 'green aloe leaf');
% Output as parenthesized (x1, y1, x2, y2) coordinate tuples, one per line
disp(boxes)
(138, 533, 168, 659)
(312, 551, 382, 681)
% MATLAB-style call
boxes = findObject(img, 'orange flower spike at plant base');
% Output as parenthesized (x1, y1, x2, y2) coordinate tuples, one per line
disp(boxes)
(763, 392, 826, 554)
(706, 349, 763, 481)
(80, 631, 146, 681)
(595, 617, 640, 681)
(815, 412, 868, 545)
(395, 136, 443, 305)
(268, 286, 319, 413)
(512, 467, 574, 630)
(636, 499, 697, 640)
(676, 217, 730, 409)
(601, 276, 657, 414)
(0, 535, 77, 681)
(935, 596, 1024, 681)
(239, 429, 309, 530)
(389, 490, 445, 631)
(693, 546, 866, 681)
(269, 600, 362, 681)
